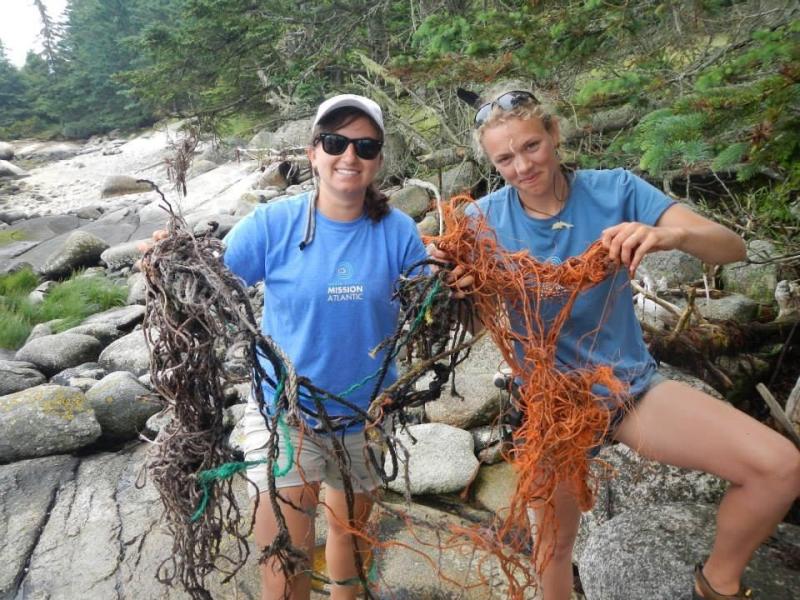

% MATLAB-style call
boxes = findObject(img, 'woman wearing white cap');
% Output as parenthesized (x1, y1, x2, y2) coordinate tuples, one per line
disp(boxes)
(224, 94, 428, 599)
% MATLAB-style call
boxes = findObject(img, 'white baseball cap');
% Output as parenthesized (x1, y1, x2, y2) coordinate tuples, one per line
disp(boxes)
(312, 94, 385, 135)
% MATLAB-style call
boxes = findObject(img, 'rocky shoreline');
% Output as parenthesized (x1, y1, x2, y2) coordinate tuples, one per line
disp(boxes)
(1, 125, 799, 600)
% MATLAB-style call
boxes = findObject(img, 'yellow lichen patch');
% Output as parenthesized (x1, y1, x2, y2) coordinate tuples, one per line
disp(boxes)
(0, 394, 25, 412)
(0, 229, 29, 247)
(40, 387, 88, 421)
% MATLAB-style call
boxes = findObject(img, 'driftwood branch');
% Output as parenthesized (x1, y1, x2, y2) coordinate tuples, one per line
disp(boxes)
(643, 317, 800, 390)
(786, 374, 800, 425)
(631, 280, 683, 318)
(418, 147, 474, 170)
(755, 383, 800, 449)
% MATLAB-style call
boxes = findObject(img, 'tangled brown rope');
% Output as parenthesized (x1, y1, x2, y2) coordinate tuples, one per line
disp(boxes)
(138, 178, 626, 599)
(139, 188, 264, 598)
(137, 182, 482, 598)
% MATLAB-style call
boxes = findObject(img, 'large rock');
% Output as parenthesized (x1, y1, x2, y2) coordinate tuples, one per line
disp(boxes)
(371, 495, 522, 599)
(188, 158, 219, 178)
(0, 142, 14, 160)
(23, 320, 62, 344)
(82, 303, 145, 330)
(100, 239, 145, 271)
(0, 385, 101, 462)
(0, 215, 92, 275)
(271, 118, 313, 149)
(15, 446, 169, 600)
(15, 333, 103, 377)
(434, 161, 480, 198)
(720, 240, 779, 304)
(389, 185, 431, 219)
(73, 205, 104, 220)
(27, 280, 58, 305)
(252, 161, 290, 190)
(425, 335, 506, 430)
(37, 230, 111, 278)
(62, 321, 124, 346)
(0, 455, 79, 599)
(247, 128, 275, 149)
(640, 249, 704, 288)
(85, 371, 161, 441)
(417, 212, 439, 237)
(694, 292, 758, 322)
(0, 160, 27, 179)
(0, 209, 27, 225)
(385, 423, 478, 495)
(0, 359, 46, 395)
(100, 175, 154, 198)
(576, 443, 728, 561)
(98, 329, 150, 376)
(50, 362, 107, 387)
(472, 461, 517, 516)
(6, 442, 514, 600)
(578, 503, 800, 600)
(126, 271, 147, 304)
(16, 141, 80, 160)
(82, 204, 162, 246)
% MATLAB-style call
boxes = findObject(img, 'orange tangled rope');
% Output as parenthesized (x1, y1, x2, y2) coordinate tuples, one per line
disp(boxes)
(429, 196, 628, 596)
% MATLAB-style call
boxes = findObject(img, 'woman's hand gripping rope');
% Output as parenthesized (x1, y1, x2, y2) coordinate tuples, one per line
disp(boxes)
(427, 242, 475, 299)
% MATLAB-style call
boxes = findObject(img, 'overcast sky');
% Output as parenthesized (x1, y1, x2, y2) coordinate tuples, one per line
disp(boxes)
(0, 0, 68, 67)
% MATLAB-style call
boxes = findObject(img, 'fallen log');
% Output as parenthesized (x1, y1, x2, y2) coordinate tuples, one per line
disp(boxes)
(642, 317, 799, 390)
(418, 147, 474, 170)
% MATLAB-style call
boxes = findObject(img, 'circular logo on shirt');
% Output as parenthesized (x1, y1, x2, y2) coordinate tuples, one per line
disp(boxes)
(335, 261, 354, 280)
(546, 256, 562, 265)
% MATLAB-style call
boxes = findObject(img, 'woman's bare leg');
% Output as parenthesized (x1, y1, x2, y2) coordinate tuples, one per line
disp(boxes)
(532, 479, 582, 600)
(614, 380, 800, 595)
(253, 483, 320, 600)
(323, 487, 375, 600)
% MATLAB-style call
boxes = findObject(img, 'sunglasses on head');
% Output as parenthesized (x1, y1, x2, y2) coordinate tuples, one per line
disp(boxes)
(315, 132, 383, 160)
(474, 90, 539, 127)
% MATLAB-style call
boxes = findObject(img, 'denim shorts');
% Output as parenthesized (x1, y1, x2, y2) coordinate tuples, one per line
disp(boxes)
(241, 402, 382, 499)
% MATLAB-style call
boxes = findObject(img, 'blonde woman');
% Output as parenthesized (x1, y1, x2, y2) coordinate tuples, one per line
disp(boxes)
(435, 89, 800, 600)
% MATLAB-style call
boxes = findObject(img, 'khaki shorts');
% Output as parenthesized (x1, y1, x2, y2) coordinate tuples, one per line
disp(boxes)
(241, 403, 382, 499)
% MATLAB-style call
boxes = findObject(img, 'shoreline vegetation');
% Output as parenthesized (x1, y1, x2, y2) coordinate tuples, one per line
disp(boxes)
(0, 267, 127, 349)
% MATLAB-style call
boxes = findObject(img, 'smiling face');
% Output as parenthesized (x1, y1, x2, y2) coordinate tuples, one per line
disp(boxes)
(480, 115, 563, 208)
(307, 114, 383, 208)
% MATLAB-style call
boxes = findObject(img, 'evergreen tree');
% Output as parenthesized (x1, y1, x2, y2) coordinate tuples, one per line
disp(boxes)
(18, 51, 59, 135)
(32, 0, 61, 70)
(0, 41, 28, 132)
(54, 0, 156, 137)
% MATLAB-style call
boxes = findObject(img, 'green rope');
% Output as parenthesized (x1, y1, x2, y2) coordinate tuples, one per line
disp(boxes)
(190, 459, 265, 522)
(190, 279, 442, 521)
(338, 279, 442, 398)
(273, 412, 293, 477)
(190, 373, 293, 521)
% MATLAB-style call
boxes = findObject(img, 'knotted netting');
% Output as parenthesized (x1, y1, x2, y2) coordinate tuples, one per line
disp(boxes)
(139, 182, 627, 600)
(137, 182, 480, 598)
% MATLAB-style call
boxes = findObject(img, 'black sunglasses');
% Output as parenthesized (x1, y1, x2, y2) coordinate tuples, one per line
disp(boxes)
(474, 90, 539, 127)
(315, 132, 383, 160)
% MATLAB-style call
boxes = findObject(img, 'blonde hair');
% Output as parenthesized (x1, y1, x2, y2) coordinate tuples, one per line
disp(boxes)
(472, 86, 560, 160)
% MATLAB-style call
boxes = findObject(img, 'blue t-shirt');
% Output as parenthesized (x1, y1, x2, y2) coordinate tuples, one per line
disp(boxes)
(223, 192, 428, 425)
(471, 168, 675, 397)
